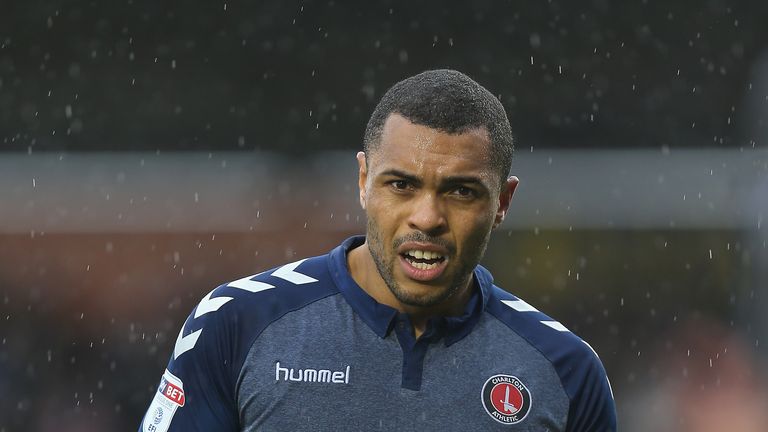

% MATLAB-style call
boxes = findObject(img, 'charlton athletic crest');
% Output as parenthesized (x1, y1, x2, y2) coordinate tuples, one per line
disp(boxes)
(481, 374, 532, 424)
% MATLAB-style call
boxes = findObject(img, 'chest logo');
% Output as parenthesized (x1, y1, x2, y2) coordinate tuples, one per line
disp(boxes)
(481, 374, 531, 425)
(275, 362, 351, 384)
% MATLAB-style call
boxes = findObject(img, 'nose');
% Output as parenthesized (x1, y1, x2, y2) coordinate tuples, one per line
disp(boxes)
(407, 193, 447, 234)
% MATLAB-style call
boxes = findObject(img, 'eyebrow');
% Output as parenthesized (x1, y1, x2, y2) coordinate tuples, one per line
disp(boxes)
(378, 169, 489, 191)
(442, 175, 487, 186)
(378, 169, 421, 184)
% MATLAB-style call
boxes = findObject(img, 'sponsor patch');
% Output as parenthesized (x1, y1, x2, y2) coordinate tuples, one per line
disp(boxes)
(142, 369, 184, 432)
(481, 374, 532, 425)
(159, 376, 185, 406)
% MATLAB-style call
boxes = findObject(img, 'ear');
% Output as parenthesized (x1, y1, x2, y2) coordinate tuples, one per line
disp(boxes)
(493, 176, 519, 228)
(356, 151, 368, 209)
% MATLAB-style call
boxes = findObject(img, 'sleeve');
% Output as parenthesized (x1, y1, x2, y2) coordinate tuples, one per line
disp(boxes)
(564, 343, 617, 432)
(138, 287, 241, 432)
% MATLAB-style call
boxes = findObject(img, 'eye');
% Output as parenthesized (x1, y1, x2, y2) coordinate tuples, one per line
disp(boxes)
(388, 180, 412, 192)
(452, 186, 476, 198)
(392, 180, 409, 190)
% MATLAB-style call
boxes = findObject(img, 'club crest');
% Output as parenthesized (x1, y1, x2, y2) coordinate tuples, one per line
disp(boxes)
(481, 374, 531, 424)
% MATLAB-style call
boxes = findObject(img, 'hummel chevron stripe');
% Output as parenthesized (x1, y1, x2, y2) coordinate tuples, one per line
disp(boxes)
(172, 259, 317, 360)
(174, 322, 202, 360)
(174, 288, 230, 360)
(501, 299, 539, 312)
(500, 299, 569, 332)
(194, 290, 234, 319)
(541, 320, 569, 332)
(271, 259, 318, 284)
(227, 275, 275, 293)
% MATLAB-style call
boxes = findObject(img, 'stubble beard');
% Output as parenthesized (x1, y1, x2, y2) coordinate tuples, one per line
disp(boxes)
(365, 215, 491, 308)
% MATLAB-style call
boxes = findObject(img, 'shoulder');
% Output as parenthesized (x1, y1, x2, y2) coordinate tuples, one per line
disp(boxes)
(486, 286, 607, 397)
(485, 285, 594, 362)
(485, 286, 616, 430)
(174, 254, 340, 368)
(142, 254, 342, 431)
(212, 254, 339, 323)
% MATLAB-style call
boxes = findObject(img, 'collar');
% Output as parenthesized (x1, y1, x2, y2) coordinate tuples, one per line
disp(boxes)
(327, 235, 492, 346)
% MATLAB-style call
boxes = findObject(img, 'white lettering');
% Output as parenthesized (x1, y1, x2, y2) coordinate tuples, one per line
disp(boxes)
(303, 369, 317, 382)
(317, 370, 332, 383)
(274, 362, 350, 384)
(275, 362, 289, 381)
(493, 376, 512, 385)
(332, 371, 345, 383)
(289, 369, 302, 381)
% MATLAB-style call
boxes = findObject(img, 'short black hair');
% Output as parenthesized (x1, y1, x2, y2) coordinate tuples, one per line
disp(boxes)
(363, 69, 514, 183)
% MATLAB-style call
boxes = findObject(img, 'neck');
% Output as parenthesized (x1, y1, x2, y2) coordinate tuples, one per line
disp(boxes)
(347, 240, 473, 338)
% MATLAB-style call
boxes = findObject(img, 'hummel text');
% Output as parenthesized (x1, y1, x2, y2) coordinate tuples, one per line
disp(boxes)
(275, 362, 350, 384)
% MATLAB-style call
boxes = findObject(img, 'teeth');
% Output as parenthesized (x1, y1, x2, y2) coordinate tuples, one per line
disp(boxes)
(411, 261, 439, 270)
(405, 250, 444, 260)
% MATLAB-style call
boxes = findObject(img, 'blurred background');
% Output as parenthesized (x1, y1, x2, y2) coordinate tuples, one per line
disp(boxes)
(1, 0, 767, 430)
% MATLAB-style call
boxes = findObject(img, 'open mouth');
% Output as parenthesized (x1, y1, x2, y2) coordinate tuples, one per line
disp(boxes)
(401, 249, 446, 270)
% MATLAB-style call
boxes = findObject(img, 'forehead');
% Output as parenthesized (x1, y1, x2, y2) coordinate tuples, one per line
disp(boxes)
(369, 114, 495, 180)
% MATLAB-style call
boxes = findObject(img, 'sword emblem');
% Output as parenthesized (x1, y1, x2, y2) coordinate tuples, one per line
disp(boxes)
(501, 385, 517, 413)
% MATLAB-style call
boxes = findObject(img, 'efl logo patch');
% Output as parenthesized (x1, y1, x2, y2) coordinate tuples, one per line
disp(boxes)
(481, 374, 531, 425)
(142, 369, 185, 432)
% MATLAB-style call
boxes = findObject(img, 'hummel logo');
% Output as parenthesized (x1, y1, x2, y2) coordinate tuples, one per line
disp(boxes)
(275, 362, 350, 384)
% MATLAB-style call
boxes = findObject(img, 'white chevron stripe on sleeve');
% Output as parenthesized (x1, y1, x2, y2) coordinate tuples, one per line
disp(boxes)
(172, 289, 234, 360)
(541, 320, 569, 332)
(171, 260, 317, 362)
(194, 290, 234, 319)
(500, 299, 572, 333)
(227, 275, 275, 293)
(501, 299, 540, 313)
(271, 259, 318, 285)
(174, 324, 202, 360)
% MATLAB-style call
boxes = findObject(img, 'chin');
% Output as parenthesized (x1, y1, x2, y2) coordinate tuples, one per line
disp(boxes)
(391, 283, 456, 308)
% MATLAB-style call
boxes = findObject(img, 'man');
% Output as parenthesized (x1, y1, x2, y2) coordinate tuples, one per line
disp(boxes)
(139, 69, 617, 431)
